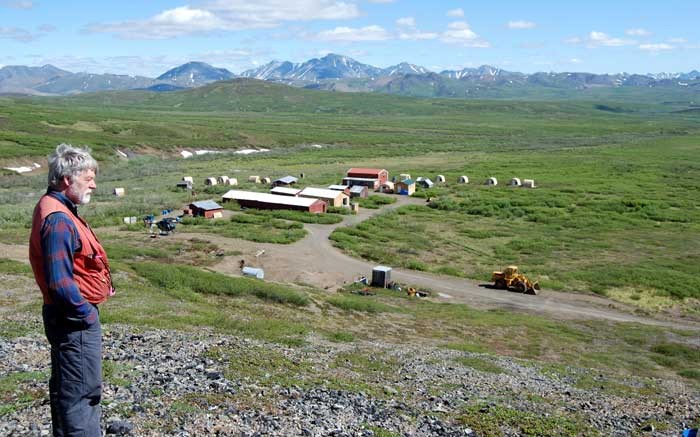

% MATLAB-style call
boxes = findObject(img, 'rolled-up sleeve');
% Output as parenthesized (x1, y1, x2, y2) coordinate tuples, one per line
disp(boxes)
(41, 212, 98, 326)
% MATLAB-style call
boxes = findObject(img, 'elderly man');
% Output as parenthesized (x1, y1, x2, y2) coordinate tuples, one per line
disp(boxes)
(29, 144, 113, 436)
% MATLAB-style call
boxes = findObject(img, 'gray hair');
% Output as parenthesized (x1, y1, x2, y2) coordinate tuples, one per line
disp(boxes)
(47, 143, 99, 189)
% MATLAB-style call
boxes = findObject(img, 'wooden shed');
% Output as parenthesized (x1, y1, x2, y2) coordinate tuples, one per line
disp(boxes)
(299, 187, 350, 207)
(189, 200, 224, 218)
(395, 179, 416, 196)
(349, 185, 369, 198)
(399, 173, 411, 181)
(272, 176, 298, 187)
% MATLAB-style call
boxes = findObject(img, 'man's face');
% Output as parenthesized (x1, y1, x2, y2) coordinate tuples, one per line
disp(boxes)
(66, 169, 96, 205)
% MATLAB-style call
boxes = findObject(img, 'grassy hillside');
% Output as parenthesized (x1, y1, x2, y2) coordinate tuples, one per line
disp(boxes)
(1, 80, 699, 310)
(1, 81, 698, 433)
(1, 79, 698, 163)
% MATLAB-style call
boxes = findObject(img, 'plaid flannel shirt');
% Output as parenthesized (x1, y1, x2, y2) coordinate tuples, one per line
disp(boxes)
(41, 190, 98, 325)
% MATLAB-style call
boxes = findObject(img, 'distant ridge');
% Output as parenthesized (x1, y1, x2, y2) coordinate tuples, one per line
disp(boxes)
(1, 55, 699, 98)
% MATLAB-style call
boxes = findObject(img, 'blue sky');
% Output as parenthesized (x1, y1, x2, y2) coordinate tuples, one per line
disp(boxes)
(1, 0, 698, 77)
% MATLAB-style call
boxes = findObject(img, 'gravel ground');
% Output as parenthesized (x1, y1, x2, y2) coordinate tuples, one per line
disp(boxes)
(1, 313, 698, 437)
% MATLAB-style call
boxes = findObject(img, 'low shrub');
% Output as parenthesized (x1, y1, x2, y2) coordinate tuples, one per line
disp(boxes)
(131, 262, 309, 306)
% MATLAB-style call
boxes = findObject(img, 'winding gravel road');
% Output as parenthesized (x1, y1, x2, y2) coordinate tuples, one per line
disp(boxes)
(3, 195, 697, 329)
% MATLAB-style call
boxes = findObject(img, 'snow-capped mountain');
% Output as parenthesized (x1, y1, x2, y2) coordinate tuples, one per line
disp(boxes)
(0, 55, 698, 97)
(156, 62, 235, 87)
(241, 54, 383, 82)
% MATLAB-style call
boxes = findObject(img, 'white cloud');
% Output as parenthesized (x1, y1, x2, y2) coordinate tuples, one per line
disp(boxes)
(314, 25, 391, 42)
(0, 26, 35, 42)
(207, 0, 361, 23)
(1, 0, 34, 9)
(668, 37, 686, 43)
(569, 58, 583, 64)
(588, 31, 635, 47)
(446, 8, 464, 17)
(625, 28, 650, 36)
(639, 43, 674, 52)
(440, 21, 489, 47)
(566, 31, 635, 48)
(507, 20, 536, 29)
(398, 29, 438, 40)
(367, 0, 395, 2)
(0, 25, 51, 42)
(87, 1, 362, 39)
(396, 17, 416, 27)
(588, 31, 637, 47)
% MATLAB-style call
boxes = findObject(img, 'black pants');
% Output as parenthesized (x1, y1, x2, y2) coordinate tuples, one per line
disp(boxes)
(42, 305, 102, 437)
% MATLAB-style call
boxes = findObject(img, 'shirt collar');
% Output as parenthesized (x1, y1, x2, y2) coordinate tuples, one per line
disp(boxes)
(47, 189, 79, 216)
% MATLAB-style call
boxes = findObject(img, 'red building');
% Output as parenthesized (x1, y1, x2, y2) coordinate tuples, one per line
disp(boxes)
(189, 200, 224, 218)
(222, 190, 327, 213)
(346, 168, 388, 185)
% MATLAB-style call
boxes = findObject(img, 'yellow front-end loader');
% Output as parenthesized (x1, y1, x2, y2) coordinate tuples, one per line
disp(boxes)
(492, 265, 540, 295)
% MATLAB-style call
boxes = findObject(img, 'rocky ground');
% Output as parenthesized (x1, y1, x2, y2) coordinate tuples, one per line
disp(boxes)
(1, 312, 698, 437)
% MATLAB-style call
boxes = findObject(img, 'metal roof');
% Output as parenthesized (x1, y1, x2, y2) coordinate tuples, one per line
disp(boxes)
(270, 187, 301, 195)
(191, 200, 223, 210)
(328, 184, 349, 190)
(274, 175, 298, 184)
(398, 178, 414, 185)
(347, 168, 386, 175)
(299, 187, 346, 199)
(222, 190, 321, 207)
(349, 185, 367, 193)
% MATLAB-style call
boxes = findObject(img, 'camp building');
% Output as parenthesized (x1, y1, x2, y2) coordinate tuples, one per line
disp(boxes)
(342, 168, 388, 191)
(222, 190, 326, 213)
(298, 187, 350, 207)
(270, 187, 301, 196)
(272, 176, 298, 187)
(395, 178, 416, 195)
(190, 200, 224, 218)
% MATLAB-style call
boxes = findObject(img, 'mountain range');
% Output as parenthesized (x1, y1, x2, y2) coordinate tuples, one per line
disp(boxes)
(1, 53, 698, 98)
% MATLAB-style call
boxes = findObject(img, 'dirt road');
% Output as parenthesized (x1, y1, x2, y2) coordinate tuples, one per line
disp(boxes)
(186, 196, 698, 329)
(4, 196, 696, 329)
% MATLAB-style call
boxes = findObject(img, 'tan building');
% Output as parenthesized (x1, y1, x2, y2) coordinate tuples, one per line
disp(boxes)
(298, 187, 350, 207)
